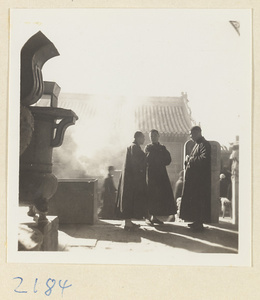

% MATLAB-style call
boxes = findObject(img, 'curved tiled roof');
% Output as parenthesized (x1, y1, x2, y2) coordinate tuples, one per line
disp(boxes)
(135, 104, 191, 135)
(39, 93, 193, 136)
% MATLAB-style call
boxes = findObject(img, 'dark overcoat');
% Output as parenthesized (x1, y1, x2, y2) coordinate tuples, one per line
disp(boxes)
(144, 143, 176, 216)
(115, 141, 147, 219)
(99, 174, 117, 219)
(180, 137, 211, 223)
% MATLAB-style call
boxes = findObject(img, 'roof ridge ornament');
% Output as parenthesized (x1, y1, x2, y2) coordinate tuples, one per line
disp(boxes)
(181, 92, 196, 126)
(229, 21, 240, 36)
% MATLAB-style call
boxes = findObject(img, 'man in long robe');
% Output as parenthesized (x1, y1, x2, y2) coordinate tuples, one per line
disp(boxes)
(180, 126, 211, 231)
(144, 129, 176, 225)
(115, 131, 147, 231)
(99, 166, 117, 219)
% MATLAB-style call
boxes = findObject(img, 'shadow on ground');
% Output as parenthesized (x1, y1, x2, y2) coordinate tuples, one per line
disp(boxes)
(141, 223, 238, 253)
(58, 219, 238, 253)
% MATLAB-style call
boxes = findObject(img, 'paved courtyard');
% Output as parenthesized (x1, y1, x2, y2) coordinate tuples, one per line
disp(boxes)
(58, 217, 238, 256)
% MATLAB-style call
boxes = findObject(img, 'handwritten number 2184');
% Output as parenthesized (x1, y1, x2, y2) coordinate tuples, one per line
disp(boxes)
(13, 277, 72, 297)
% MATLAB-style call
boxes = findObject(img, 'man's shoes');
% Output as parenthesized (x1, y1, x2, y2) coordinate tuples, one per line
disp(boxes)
(167, 215, 176, 222)
(192, 225, 204, 232)
(144, 218, 154, 226)
(132, 223, 140, 228)
(188, 222, 204, 232)
(124, 223, 140, 231)
(124, 226, 136, 232)
(151, 216, 164, 225)
(144, 216, 164, 225)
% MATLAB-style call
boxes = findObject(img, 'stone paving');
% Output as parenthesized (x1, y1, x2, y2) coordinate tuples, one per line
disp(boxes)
(58, 217, 238, 255)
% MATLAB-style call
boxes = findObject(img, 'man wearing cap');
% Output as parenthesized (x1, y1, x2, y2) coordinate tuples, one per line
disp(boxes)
(99, 166, 117, 219)
(115, 131, 147, 231)
(180, 126, 211, 231)
(144, 129, 177, 225)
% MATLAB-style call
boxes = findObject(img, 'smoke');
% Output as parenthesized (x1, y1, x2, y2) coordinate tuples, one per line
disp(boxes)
(52, 94, 138, 180)
(52, 133, 88, 179)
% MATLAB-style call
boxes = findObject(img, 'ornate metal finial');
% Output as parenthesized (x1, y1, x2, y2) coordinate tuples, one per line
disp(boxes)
(20, 31, 60, 106)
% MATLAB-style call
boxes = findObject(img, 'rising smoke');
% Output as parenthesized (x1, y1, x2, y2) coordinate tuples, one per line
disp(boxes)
(52, 94, 137, 183)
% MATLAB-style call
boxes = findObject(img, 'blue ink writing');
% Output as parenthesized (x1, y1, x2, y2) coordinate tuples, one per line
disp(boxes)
(13, 277, 28, 294)
(34, 278, 38, 293)
(45, 278, 56, 296)
(59, 280, 72, 297)
(13, 277, 72, 296)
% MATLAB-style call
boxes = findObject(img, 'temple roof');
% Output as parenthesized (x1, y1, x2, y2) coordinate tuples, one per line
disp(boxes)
(134, 98, 193, 135)
(40, 93, 194, 136)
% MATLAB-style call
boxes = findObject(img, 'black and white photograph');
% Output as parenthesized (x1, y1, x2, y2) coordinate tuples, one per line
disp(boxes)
(8, 8, 251, 266)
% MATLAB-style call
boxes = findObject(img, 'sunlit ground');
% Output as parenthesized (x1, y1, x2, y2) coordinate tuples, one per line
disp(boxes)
(58, 217, 238, 254)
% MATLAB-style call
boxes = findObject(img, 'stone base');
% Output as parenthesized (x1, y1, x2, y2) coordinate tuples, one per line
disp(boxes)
(48, 179, 98, 225)
(18, 224, 43, 251)
(19, 206, 59, 251)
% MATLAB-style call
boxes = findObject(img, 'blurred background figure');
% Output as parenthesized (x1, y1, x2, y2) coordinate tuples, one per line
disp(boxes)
(220, 174, 229, 198)
(167, 170, 184, 222)
(99, 166, 117, 219)
(174, 170, 184, 199)
(174, 170, 184, 220)
(219, 173, 232, 218)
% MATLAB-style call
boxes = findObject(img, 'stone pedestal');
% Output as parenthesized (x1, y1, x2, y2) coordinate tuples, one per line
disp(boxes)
(38, 216, 59, 251)
(231, 174, 239, 225)
(18, 224, 43, 251)
(230, 141, 239, 225)
(19, 32, 78, 224)
(48, 179, 98, 224)
(18, 207, 59, 251)
(210, 141, 221, 223)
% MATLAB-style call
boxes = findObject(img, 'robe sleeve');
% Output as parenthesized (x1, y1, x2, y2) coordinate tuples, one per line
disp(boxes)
(189, 142, 210, 168)
(104, 178, 109, 191)
(101, 178, 109, 198)
(144, 145, 151, 161)
(161, 145, 172, 166)
(130, 144, 146, 174)
(106, 177, 117, 193)
(145, 144, 171, 166)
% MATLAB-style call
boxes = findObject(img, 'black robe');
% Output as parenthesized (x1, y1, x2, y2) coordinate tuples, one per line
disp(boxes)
(99, 174, 117, 219)
(144, 142, 176, 216)
(180, 137, 211, 223)
(115, 141, 147, 219)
